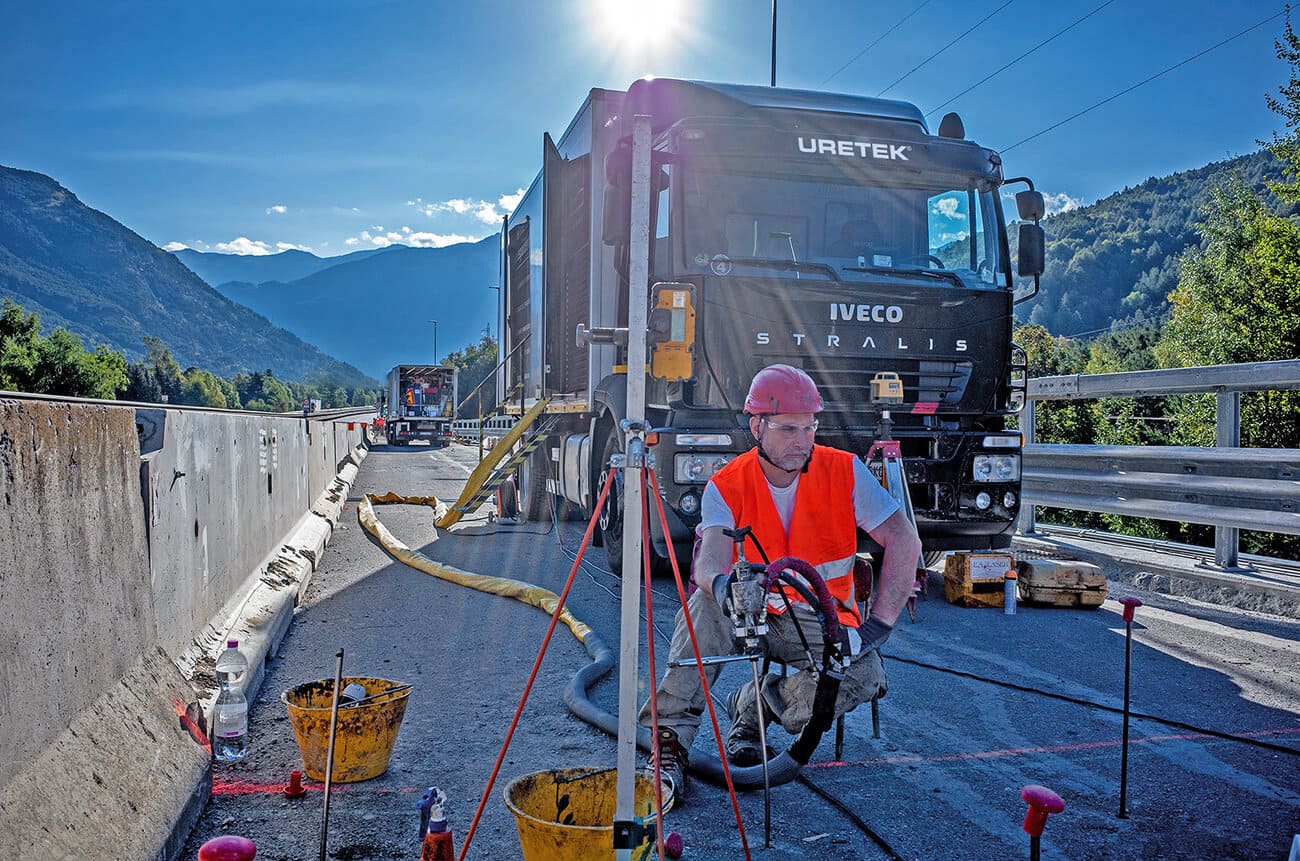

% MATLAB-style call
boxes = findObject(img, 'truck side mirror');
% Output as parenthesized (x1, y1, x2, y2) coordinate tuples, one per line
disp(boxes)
(602, 185, 630, 245)
(1016, 190, 1045, 222)
(1017, 223, 1045, 278)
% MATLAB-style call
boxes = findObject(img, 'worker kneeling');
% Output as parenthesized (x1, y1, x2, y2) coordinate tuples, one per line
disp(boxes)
(638, 364, 921, 799)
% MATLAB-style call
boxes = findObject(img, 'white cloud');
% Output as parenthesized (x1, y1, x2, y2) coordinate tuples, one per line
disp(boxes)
(266, 204, 287, 215)
(215, 236, 274, 255)
(418, 189, 524, 226)
(344, 228, 483, 249)
(276, 241, 312, 252)
(163, 241, 189, 251)
(933, 198, 961, 218)
(1002, 189, 1083, 220)
(1043, 192, 1082, 215)
(498, 188, 524, 213)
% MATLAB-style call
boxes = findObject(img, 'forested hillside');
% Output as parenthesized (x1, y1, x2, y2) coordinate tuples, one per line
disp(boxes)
(1017, 150, 1297, 336)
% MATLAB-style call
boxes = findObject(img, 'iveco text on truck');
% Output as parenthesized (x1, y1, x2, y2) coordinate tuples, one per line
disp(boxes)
(381, 364, 458, 447)
(495, 78, 1045, 572)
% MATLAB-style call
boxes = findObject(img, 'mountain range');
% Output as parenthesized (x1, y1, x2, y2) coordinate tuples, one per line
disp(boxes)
(1018, 150, 1292, 336)
(0, 165, 374, 387)
(178, 238, 500, 378)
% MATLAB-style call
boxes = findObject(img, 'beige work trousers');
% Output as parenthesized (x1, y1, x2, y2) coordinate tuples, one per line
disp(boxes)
(637, 587, 887, 752)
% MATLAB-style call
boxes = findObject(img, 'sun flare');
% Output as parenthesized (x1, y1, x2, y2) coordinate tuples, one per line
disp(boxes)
(598, 0, 682, 46)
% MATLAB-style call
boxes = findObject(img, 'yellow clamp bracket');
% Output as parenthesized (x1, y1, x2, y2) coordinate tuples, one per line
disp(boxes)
(648, 282, 695, 382)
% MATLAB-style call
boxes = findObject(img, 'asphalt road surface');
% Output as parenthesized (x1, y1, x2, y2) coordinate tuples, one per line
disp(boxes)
(183, 442, 1300, 860)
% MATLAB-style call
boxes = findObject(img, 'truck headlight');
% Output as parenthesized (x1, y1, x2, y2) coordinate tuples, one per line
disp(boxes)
(972, 454, 1020, 482)
(675, 453, 732, 483)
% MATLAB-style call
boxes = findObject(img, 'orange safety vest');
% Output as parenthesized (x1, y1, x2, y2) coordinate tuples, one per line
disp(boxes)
(709, 445, 862, 627)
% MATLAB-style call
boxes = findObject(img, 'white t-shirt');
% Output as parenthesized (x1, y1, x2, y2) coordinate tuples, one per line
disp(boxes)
(699, 455, 898, 536)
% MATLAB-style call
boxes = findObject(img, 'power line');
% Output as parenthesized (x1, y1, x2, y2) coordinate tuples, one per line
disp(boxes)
(878, 0, 1017, 97)
(925, 0, 1120, 118)
(819, 0, 934, 88)
(1002, 9, 1287, 153)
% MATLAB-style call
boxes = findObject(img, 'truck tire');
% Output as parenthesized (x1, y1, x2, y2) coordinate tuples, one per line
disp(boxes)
(598, 428, 625, 574)
(519, 446, 549, 523)
(496, 476, 520, 520)
(598, 427, 675, 577)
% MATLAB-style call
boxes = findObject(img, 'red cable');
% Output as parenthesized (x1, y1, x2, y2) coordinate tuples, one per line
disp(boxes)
(641, 494, 666, 861)
(646, 471, 753, 861)
(456, 471, 616, 861)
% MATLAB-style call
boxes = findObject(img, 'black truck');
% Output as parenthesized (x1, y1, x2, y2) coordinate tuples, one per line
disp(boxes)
(496, 78, 1044, 573)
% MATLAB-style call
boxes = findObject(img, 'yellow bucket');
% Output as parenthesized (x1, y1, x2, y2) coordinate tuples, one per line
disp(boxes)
(503, 767, 673, 861)
(281, 676, 411, 783)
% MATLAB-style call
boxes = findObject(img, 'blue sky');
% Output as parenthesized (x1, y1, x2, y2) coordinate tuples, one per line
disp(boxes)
(1, 1, 1289, 257)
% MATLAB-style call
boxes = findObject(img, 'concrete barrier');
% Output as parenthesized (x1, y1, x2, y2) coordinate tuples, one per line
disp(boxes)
(0, 399, 365, 860)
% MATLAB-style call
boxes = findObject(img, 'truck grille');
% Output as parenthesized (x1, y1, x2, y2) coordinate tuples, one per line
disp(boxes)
(804, 358, 972, 410)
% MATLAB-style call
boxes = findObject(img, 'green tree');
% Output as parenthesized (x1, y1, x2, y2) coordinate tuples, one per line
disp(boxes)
(1262, 9, 1300, 202)
(1155, 180, 1300, 556)
(0, 300, 126, 398)
(181, 367, 233, 408)
(443, 333, 500, 416)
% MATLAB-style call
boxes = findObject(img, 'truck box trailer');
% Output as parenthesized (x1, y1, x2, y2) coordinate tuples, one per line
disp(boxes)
(382, 364, 458, 447)
(495, 78, 1045, 573)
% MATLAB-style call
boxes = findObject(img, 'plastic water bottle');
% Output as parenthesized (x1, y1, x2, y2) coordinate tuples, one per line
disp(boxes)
(213, 639, 249, 761)
(1004, 570, 1018, 615)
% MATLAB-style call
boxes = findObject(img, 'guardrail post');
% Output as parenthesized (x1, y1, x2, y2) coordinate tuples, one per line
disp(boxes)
(1017, 399, 1037, 536)
(1214, 391, 1241, 569)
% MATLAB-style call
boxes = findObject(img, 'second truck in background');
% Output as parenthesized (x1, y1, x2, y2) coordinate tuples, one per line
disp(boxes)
(381, 364, 458, 447)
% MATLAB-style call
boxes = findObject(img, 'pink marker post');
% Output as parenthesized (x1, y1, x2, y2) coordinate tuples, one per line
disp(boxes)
(1021, 784, 1065, 861)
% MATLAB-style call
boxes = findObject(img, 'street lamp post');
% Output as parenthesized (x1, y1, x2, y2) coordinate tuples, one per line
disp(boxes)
(487, 285, 500, 347)
(428, 319, 438, 364)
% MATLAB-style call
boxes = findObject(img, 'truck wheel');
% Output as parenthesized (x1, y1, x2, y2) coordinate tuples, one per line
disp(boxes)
(519, 446, 549, 523)
(598, 428, 625, 574)
(922, 550, 946, 569)
(496, 476, 520, 519)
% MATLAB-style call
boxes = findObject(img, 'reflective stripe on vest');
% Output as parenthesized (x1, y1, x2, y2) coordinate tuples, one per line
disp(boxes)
(709, 445, 862, 627)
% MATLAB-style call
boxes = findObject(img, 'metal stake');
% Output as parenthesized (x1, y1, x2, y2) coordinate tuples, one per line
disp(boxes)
(751, 658, 772, 848)
(321, 649, 345, 861)
(613, 113, 653, 861)
(1118, 597, 1142, 818)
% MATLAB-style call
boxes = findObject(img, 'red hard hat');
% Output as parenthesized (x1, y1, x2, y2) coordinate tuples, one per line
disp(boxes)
(743, 364, 823, 416)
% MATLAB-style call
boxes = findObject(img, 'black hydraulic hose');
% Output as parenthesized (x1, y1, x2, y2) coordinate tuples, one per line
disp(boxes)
(565, 557, 851, 789)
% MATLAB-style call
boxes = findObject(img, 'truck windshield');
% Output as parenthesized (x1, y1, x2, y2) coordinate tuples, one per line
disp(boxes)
(680, 168, 1007, 289)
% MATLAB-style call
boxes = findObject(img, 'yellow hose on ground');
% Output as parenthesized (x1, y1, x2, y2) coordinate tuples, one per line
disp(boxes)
(432, 397, 551, 529)
(358, 492, 592, 644)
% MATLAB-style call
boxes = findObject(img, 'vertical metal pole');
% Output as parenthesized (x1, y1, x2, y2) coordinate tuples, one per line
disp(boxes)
(1017, 399, 1037, 536)
(614, 114, 653, 861)
(320, 649, 344, 861)
(770, 0, 778, 86)
(1214, 391, 1241, 569)
(1118, 619, 1133, 819)
(1030, 835, 1041, 861)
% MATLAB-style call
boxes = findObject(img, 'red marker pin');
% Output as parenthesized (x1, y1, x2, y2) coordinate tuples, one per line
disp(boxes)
(284, 769, 307, 798)
(1020, 784, 1064, 861)
(1118, 596, 1143, 818)
(197, 835, 256, 861)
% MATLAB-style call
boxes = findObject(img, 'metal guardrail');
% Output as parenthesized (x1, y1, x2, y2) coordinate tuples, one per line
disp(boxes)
(1019, 359, 1300, 569)
(451, 416, 514, 442)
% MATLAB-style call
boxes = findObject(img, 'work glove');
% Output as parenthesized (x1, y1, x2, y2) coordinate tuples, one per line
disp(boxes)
(852, 615, 893, 656)
(711, 571, 737, 613)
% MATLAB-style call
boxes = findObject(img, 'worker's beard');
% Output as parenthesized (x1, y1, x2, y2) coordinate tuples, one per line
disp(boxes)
(758, 440, 813, 474)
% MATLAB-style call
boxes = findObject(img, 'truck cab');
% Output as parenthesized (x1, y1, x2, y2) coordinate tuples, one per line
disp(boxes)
(499, 78, 1043, 573)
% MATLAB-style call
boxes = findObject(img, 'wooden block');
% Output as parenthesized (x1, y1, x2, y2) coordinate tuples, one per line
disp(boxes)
(1019, 582, 1107, 609)
(944, 551, 1016, 581)
(943, 574, 1005, 608)
(942, 551, 1014, 608)
(1017, 558, 1105, 590)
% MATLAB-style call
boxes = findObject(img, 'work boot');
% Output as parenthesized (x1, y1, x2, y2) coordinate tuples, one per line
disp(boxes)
(647, 727, 689, 802)
(724, 688, 776, 768)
